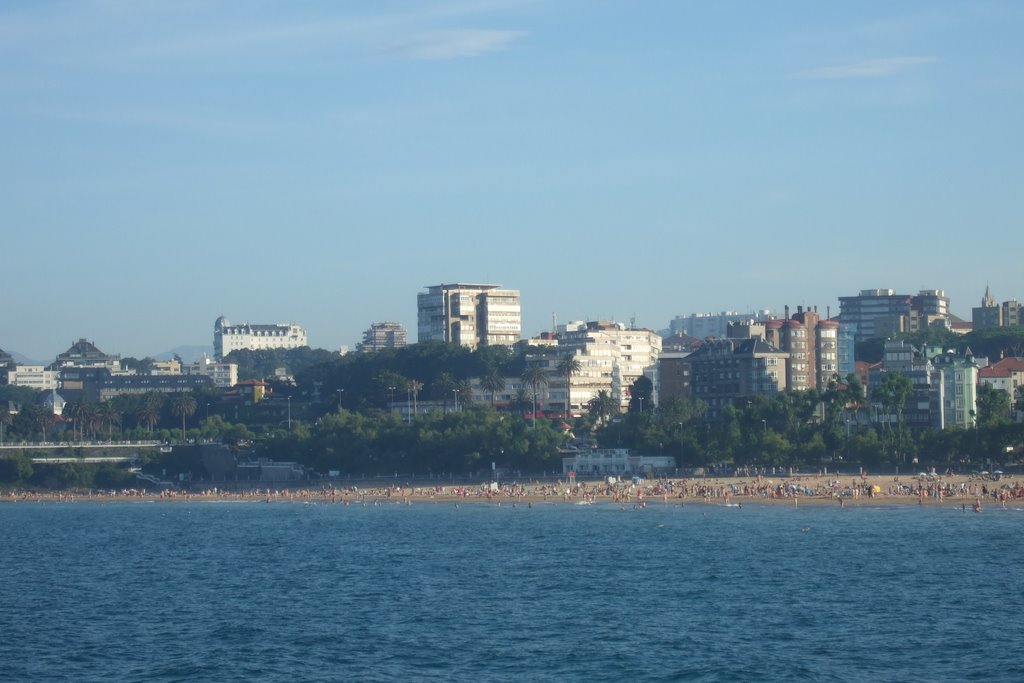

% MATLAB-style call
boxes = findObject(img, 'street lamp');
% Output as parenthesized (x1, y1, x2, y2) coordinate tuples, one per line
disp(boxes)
(336, 389, 344, 413)
(388, 386, 396, 413)
(638, 397, 644, 414)
(453, 389, 459, 412)
(287, 396, 292, 430)
(761, 419, 767, 434)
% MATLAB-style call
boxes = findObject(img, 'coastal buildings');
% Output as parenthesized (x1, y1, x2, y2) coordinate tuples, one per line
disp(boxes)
(839, 289, 951, 342)
(357, 322, 407, 353)
(978, 357, 1024, 417)
(51, 338, 120, 372)
(417, 283, 521, 349)
(668, 310, 774, 340)
(532, 321, 662, 415)
(214, 317, 307, 360)
(677, 337, 789, 417)
(561, 448, 676, 477)
(972, 286, 1023, 331)
(869, 340, 980, 431)
(6, 365, 59, 391)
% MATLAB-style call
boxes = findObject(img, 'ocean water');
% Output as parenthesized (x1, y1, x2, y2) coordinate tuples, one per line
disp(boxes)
(1, 500, 1022, 683)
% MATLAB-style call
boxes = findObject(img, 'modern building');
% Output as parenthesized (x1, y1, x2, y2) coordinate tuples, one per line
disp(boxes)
(184, 355, 238, 388)
(668, 310, 774, 340)
(561, 448, 676, 477)
(839, 289, 951, 343)
(7, 365, 59, 391)
(98, 373, 214, 401)
(214, 317, 307, 360)
(417, 283, 521, 349)
(358, 322, 408, 353)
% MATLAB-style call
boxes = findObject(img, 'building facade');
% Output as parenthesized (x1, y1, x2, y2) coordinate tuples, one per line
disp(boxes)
(417, 283, 521, 349)
(358, 322, 408, 353)
(214, 317, 307, 360)
(679, 337, 789, 418)
(839, 289, 950, 343)
(6, 365, 59, 391)
(668, 310, 774, 340)
(972, 286, 1023, 331)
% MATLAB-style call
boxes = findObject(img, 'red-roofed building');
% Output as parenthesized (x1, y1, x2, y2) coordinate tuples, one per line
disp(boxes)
(979, 357, 1024, 416)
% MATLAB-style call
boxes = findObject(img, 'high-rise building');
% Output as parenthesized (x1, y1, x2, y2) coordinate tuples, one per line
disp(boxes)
(214, 317, 307, 360)
(839, 288, 950, 342)
(417, 283, 521, 349)
(358, 322, 408, 353)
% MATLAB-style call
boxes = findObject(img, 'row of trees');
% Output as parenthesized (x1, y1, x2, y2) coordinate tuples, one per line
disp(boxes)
(0, 391, 203, 443)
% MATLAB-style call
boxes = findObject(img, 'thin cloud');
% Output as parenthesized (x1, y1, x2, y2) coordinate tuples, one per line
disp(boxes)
(799, 57, 936, 80)
(383, 29, 526, 60)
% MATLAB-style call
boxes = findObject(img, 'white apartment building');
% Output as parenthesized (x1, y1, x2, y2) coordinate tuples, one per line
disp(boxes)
(529, 321, 662, 416)
(184, 355, 238, 388)
(417, 283, 521, 349)
(7, 365, 59, 391)
(214, 316, 307, 360)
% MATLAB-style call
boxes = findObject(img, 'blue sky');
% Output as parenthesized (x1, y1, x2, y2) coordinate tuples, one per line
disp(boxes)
(3, 0, 1022, 360)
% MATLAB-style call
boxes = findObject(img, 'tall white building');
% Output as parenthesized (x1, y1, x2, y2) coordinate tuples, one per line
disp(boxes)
(184, 355, 238, 388)
(528, 321, 662, 415)
(214, 317, 308, 360)
(417, 283, 521, 349)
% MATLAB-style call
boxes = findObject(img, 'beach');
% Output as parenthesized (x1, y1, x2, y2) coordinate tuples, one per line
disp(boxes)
(3, 472, 1020, 509)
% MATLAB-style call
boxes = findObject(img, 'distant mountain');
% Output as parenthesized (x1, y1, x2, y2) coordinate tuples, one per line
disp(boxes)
(153, 345, 214, 364)
(9, 351, 44, 366)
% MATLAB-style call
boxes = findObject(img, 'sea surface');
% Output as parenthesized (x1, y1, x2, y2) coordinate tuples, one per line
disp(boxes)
(1, 499, 1022, 682)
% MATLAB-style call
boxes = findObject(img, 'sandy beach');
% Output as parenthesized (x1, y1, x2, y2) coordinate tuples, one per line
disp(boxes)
(3, 473, 1021, 509)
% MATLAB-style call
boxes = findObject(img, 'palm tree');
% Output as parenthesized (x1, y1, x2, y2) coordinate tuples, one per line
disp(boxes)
(480, 369, 506, 407)
(408, 380, 423, 419)
(587, 390, 618, 426)
(36, 409, 56, 442)
(432, 373, 456, 412)
(0, 404, 10, 445)
(68, 399, 98, 441)
(555, 354, 582, 419)
(98, 402, 121, 440)
(170, 393, 197, 442)
(138, 393, 163, 434)
(521, 363, 549, 428)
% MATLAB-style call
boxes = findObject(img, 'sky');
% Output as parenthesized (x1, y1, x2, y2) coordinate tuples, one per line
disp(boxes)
(2, 0, 1023, 361)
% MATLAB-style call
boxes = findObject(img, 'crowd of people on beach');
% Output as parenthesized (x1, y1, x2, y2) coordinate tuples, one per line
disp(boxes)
(3, 472, 1022, 509)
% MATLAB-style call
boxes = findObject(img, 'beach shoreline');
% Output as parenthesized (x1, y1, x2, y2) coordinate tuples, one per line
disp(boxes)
(3, 473, 1020, 509)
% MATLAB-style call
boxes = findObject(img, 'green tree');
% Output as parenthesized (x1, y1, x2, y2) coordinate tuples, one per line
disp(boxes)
(521, 363, 549, 428)
(170, 394, 197, 441)
(555, 354, 582, 418)
(872, 372, 913, 463)
(98, 401, 121, 440)
(0, 404, 11, 445)
(976, 383, 1011, 427)
(138, 393, 164, 434)
(587, 390, 618, 426)
(480, 369, 506, 407)
(628, 376, 654, 414)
